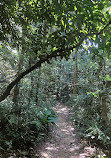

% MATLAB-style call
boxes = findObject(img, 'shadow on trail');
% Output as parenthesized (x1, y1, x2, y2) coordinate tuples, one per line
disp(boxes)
(36, 102, 96, 158)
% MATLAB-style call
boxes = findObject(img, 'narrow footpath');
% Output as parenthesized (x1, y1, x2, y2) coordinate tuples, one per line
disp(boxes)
(35, 103, 96, 158)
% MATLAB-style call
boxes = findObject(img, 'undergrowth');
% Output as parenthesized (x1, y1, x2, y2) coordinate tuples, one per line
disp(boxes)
(0, 99, 57, 156)
(66, 94, 111, 157)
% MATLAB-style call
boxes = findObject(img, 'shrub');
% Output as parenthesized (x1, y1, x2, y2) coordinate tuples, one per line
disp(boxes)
(66, 94, 111, 156)
(0, 101, 57, 154)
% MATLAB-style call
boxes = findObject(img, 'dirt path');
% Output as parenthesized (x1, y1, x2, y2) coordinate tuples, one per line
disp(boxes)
(35, 103, 95, 158)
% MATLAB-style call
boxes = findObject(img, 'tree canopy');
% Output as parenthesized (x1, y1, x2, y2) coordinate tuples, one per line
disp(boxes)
(0, 0, 111, 102)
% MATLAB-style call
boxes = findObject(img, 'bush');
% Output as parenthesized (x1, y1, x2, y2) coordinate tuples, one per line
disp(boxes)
(0, 100, 57, 154)
(66, 94, 111, 156)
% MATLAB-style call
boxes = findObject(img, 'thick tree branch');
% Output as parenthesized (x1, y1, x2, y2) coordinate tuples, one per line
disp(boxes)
(0, 49, 66, 102)
(71, 20, 111, 50)
(0, 20, 111, 102)
(97, 20, 111, 35)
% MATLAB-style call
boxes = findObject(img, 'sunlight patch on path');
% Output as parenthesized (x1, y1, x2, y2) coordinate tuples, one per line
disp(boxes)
(37, 102, 95, 158)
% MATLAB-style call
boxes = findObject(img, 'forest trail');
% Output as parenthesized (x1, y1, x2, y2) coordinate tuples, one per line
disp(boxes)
(35, 102, 95, 158)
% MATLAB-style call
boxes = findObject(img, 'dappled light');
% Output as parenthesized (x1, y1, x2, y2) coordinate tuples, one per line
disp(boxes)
(37, 103, 96, 158)
(0, 0, 111, 157)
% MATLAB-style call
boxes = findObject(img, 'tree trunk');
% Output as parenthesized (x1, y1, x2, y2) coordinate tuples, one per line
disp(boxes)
(35, 69, 41, 106)
(73, 48, 78, 95)
(101, 94, 108, 126)
(12, 26, 24, 104)
(101, 81, 111, 127)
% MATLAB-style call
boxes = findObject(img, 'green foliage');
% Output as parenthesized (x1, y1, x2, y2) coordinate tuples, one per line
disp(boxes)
(0, 0, 111, 157)
(0, 101, 57, 153)
(65, 49, 111, 156)
(66, 93, 111, 156)
(1, 0, 111, 52)
(85, 125, 111, 147)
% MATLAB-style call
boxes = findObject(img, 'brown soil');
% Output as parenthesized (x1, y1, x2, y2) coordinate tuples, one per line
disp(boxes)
(35, 102, 96, 158)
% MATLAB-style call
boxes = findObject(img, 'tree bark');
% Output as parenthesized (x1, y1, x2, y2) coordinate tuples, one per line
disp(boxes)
(12, 56, 23, 103)
(101, 81, 111, 127)
(101, 94, 108, 126)
(73, 48, 78, 95)
(35, 68, 41, 106)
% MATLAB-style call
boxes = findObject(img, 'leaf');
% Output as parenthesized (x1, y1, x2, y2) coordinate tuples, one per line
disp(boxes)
(45, 110, 51, 116)
(0, 146, 5, 151)
(104, 75, 111, 81)
(74, 6, 77, 11)
(53, 47, 57, 51)
(48, 117, 58, 124)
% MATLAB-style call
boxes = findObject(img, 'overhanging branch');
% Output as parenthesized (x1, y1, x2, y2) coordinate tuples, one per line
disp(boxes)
(0, 49, 66, 102)
(0, 20, 111, 102)
(71, 20, 111, 50)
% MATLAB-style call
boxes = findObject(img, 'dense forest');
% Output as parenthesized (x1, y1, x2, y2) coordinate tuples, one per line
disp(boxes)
(0, 0, 111, 157)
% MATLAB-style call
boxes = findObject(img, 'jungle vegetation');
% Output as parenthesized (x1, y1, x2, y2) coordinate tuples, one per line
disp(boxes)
(0, 0, 111, 157)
